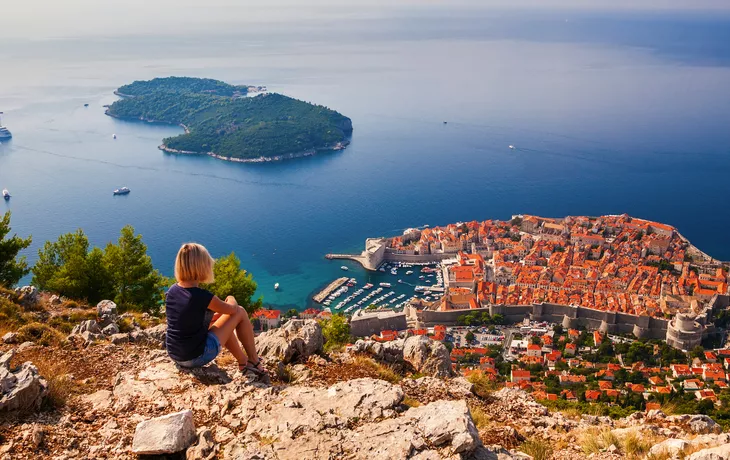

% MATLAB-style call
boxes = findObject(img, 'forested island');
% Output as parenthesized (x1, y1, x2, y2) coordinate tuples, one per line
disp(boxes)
(106, 77, 353, 162)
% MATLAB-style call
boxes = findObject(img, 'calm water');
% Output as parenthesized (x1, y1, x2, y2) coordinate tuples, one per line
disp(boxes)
(1, 9, 729, 309)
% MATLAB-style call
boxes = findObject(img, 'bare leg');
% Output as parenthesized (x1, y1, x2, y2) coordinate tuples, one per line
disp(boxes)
(209, 309, 246, 365)
(233, 306, 259, 364)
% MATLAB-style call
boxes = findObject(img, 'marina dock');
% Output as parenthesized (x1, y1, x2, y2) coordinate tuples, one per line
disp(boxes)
(313, 277, 350, 303)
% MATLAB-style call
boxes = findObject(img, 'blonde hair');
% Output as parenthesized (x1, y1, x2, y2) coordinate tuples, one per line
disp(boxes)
(175, 243, 215, 284)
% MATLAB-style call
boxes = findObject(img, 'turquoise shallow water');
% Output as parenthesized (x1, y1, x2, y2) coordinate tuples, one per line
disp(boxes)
(1, 10, 729, 310)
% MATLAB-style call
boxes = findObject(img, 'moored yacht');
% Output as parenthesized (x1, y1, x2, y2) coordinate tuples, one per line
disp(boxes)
(0, 112, 11, 140)
(340, 266, 349, 271)
(113, 187, 130, 195)
(2, 189, 9, 200)
(274, 283, 280, 290)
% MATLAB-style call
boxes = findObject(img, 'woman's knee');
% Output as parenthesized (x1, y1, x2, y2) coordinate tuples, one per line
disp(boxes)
(236, 305, 249, 321)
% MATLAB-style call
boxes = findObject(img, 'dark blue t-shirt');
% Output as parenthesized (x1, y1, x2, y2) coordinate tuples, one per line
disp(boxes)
(165, 284, 215, 362)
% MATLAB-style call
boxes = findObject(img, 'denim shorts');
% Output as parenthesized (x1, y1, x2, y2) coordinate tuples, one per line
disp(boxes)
(175, 333, 221, 368)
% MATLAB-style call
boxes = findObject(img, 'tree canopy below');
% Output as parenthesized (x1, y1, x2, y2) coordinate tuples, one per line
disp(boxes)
(107, 77, 353, 160)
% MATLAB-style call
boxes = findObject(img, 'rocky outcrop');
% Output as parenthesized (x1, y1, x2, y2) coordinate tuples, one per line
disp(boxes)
(400, 376, 474, 403)
(351, 336, 453, 377)
(403, 335, 453, 377)
(131, 410, 197, 455)
(689, 443, 730, 460)
(67, 349, 482, 459)
(14, 286, 38, 307)
(0, 350, 48, 412)
(96, 300, 119, 328)
(2, 332, 17, 344)
(650, 438, 690, 457)
(71, 320, 101, 335)
(255, 319, 323, 364)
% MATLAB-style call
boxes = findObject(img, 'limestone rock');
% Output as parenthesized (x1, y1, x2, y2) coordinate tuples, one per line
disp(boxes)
(14, 286, 38, 306)
(71, 320, 101, 335)
(352, 336, 453, 377)
(403, 335, 453, 377)
(650, 438, 689, 457)
(49, 294, 62, 305)
(109, 333, 129, 345)
(406, 400, 479, 453)
(0, 350, 48, 412)
(667, 414, 722, 435)
(145, 324, 167, 345)
(131, 410, 196, 455)
(96, 300, 118, 328)
(102, 323, 120, 336)
(17, 341, 35, 352)
(689, 443, 730, 460)
(2, 332, 17, 344)
(79, 389, 113, 413)
(255, 319, 323, 364)
(186, 427, 216, 460)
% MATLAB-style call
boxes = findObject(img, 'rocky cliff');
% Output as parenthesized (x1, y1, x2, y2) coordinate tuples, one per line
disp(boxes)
(2, 298, 730, 459)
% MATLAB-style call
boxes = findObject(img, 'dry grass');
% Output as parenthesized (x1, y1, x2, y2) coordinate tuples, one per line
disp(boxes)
(466, 370, 500, 398)
(581, 427, 656, 459)
(257, 435, 277, 445)
(15, 322, 66, 347)
(29, 354, 74, 409)
(468, 404, 490, 429)
(660, 401, 678, 415)
(351, 356, 402, 383)
(403, 397, 421, 408)
(520, 438, 553, 460)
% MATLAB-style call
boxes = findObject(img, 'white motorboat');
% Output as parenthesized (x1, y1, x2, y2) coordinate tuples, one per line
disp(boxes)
(340, 266, 349, 271)
(2, 189, 9, 200)
(274, 283, 280, 290)
(0, 112, 12, 140)
(113, 187, 130, 195)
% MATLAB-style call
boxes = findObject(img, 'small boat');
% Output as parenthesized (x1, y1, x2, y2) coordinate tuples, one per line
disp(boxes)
(509, 145, 515, 150)
(112, 134, 117, 139)
(443, 121, 447, 125)
(2, 189, 9, 200)
(274, 283, 280, 290)
(113, 187, 130, 195)
(379, 282, 392, 288)
(84, 103, 89, 107)
(341, 266, 349, 271)
(406, 270, 414, 275)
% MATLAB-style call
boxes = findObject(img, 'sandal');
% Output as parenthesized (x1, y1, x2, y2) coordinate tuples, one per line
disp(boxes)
(239, 359, 268, 378)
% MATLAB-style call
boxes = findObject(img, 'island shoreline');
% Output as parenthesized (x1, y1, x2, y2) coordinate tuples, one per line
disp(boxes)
(105, 100, 351, 164)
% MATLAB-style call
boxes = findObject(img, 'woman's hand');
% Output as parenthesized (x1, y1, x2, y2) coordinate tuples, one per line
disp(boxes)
(210, 312, 223, 325)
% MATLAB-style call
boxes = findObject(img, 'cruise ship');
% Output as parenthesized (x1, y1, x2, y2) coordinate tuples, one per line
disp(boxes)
(0, 112, 11, 140)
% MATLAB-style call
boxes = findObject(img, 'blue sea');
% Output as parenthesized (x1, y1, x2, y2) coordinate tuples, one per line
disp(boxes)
(1, 8, 729, 310)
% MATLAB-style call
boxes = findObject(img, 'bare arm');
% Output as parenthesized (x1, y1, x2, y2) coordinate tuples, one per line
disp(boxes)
(208, 296, 240, 316)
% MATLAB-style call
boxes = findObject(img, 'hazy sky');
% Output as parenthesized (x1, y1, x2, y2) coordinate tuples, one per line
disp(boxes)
(4, 0, 730, 39)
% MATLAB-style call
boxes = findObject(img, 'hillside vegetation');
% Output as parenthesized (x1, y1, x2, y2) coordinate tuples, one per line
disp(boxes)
(106, 77, 353, 160)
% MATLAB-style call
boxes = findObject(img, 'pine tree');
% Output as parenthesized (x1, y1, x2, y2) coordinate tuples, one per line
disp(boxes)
(103, 225, 164, 311)
(32, 229, 98, 300)
(203, 252, 261, 314)
(0, 212, 32, 287)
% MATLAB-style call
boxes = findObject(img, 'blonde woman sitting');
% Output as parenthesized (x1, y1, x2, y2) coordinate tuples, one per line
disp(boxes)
(165, 243, 266, 376)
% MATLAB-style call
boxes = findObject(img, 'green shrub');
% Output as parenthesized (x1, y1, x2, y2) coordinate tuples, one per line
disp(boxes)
(320, 314, 351, 353)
